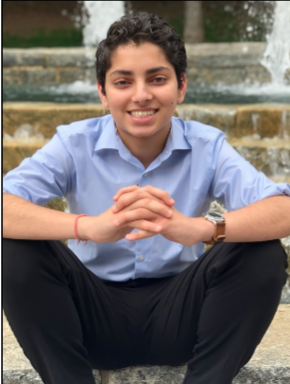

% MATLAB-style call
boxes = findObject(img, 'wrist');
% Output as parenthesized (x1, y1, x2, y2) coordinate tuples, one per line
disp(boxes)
(197, 216, 216, 243)
(75, 215, 89, 243)
(202, 211, 226, 244)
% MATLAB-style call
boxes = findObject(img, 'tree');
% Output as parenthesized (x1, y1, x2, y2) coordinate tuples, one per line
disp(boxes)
(184, 1, 204, 43)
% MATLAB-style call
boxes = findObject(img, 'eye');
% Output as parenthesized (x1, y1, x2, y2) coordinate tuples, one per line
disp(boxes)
(114, 80, 130, 86)
(152, 77, 166, 83)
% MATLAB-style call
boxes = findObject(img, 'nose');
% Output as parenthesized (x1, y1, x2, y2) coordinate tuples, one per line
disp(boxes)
(131, 82, 153, 103)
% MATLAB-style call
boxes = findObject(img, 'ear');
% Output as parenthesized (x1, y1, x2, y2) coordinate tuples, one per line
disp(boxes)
(177, 73, 187, 104)
(97, 82, 109, 108)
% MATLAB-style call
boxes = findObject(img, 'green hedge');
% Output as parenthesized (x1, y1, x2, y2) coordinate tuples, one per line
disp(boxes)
(3, 28, 83, 48)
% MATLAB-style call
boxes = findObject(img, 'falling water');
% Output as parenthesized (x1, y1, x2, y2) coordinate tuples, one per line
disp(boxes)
(82, 1, 125, 47)
(261, 1, 290, 84)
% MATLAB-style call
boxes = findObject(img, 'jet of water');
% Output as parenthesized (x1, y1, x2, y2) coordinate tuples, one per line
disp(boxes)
(82, 1, 125, 47)
(261, 1, 290, 85)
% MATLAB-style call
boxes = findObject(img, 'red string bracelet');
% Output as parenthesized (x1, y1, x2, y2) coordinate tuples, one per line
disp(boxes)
(74, 214, 88, 245)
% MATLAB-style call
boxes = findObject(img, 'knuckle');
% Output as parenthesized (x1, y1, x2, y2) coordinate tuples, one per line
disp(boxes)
(136, 189, 143, 198)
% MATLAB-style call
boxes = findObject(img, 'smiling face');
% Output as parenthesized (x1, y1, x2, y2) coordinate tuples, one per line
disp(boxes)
(97, 42, 187, 151)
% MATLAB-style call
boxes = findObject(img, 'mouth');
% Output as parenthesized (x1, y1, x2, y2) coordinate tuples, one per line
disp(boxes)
(128, 109, 158, 118)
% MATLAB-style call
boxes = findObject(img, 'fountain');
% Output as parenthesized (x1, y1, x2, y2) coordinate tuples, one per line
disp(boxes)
(3, 0, 290, 104)
(82, 1, 125, 47)
(261, 1, 290, 85)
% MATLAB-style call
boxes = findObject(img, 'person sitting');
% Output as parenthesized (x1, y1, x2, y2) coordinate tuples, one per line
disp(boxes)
(3, 12, 290, 384)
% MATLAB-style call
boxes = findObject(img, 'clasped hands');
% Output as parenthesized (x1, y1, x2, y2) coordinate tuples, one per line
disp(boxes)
(78, 185, 212, 245)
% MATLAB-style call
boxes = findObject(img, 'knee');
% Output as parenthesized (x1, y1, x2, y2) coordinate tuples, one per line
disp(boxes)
(3, 239, 46, 291)
(242, 240, 288, 291)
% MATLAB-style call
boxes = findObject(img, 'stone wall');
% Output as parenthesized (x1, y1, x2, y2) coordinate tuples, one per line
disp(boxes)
(3, 103, 290, 177)
(4, 43, 290, 86)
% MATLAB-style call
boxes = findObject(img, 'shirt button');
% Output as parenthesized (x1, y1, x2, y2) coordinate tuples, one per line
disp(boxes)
(143, 173, 148, 177)
(139, 255, 145, 261)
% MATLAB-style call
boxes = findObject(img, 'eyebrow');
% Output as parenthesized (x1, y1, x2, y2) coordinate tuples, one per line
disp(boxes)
(109, 66, 170, 77)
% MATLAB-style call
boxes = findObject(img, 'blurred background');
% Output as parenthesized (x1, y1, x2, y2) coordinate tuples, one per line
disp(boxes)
(3, 0, 275, 48)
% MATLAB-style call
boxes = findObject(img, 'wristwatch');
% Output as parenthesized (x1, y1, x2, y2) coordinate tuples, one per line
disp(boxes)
(203, 211, 226, 245)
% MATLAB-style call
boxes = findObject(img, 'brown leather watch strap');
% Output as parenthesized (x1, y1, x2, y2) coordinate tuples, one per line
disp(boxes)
(204, 221, 226, 245)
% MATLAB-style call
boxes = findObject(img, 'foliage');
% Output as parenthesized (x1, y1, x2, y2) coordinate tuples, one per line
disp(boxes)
(169, 17, 184, 40)
(3, 28, 83, 48)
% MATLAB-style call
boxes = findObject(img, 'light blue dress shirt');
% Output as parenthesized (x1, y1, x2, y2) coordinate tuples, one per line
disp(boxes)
(3, 115, 290, 281)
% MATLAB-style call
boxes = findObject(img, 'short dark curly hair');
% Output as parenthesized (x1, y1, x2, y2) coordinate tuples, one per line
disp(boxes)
(96, 12, 187, 95)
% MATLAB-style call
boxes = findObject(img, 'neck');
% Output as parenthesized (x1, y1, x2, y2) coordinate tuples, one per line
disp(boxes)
(116, 125, 171, 168)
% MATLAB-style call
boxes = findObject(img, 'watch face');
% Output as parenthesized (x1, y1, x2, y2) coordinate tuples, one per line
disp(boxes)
(208, 211, 221, 218)
(207, 211, 225, 222)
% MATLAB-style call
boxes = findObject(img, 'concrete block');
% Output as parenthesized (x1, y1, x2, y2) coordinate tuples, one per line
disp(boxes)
(3, 103, 108, 138)
(46, 53, 87, 67)
(58, 69, 84, 83)
(18, 53, 45, 67)
(21, 70, 56, 86)
(3, 51, 19, 66)
(210, 68, 247, 84)
(85, 67, 97, 83)
(245, 66, 272, 84)
(235, 105, 290, 138)
(102, 366, 187, 383)
(185, 67, 210, 83)
(191, 54, 262, 68)
(232, 143, 290, 177)
(177, 104, 236, 136)
(3, 44, 285, 87)
(2, 141, 47, 174)
(3, 102, 290, 141)
(3, 69, 21, 86)
(186, 42, 267, 58)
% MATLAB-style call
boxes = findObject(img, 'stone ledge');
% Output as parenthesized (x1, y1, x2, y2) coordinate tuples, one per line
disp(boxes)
(3, 136, 289, 177)
(4, 43, 289, 85)
(3, 103, 290, 140)
(3, 305, 290, 383)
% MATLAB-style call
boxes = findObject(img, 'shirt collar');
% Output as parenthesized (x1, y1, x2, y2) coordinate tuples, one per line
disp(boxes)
(165, 117, 192, 152)
(95, 115, 191, 150)
(94, 116, 119, 152)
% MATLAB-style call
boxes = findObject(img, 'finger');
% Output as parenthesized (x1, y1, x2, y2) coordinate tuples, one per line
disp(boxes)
(113, 185, 140, 201)
(126, 228, 159, 241)
(113, 189, 157, 212)
(126, 219, 162, 234)
(114, 185, 174, 208)
(113, 207, 165, 227)
(141, 185, 175, 206)
(113, 189, 173, 213)
(115, 201, 172, 220)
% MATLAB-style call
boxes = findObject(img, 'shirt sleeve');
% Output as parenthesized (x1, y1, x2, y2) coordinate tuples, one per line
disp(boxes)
(3, 133, 74, 206)
(211, 139, 290, 211)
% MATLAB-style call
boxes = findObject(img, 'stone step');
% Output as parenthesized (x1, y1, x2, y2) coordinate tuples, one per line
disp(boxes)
(3, 305, 290, 384)
(3, 136, 290, 178)
(3, 103, 290, 140)
(3, 44, 290, 86)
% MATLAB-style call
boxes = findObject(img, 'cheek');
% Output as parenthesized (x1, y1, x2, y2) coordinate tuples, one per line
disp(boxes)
(157, 86, 179, 105)
(106, 98, 123, 111)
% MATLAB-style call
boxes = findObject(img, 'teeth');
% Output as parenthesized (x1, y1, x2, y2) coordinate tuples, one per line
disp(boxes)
(130, 110, 156, 117)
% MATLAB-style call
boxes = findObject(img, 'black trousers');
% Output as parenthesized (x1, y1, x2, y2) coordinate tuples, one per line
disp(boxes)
(3, 239, 288, 384)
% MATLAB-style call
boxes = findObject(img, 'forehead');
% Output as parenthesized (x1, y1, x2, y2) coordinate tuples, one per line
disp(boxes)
(108, 42, 172, 73)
